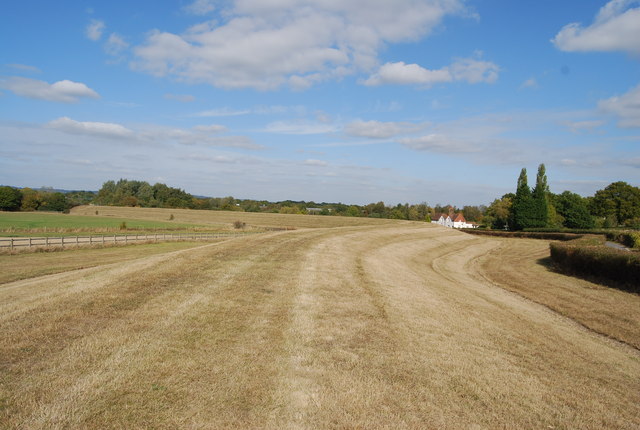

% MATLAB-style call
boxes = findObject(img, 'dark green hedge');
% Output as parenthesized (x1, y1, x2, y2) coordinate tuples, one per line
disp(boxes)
(550, 239, 640, 292)
(461, 229, 582, 241)
(523, 228, 640, 249)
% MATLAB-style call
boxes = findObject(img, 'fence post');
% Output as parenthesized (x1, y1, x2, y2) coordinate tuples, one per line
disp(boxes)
(29, 237, 32, 248)
(46, 236, 49, 247)
(10, 238, 14, 250)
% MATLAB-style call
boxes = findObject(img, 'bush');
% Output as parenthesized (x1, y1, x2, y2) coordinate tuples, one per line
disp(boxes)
(462, 229, 581, 241)
(119, 221, 127, 230)
(550, 238, 640, 292)
(233, 220, 246, 229)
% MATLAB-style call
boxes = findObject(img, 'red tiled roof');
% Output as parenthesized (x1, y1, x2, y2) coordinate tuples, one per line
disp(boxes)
(452, 213, 466, 222)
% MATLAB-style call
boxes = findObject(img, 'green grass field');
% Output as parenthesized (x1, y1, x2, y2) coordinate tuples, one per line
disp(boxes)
(0, 212, 210, 236)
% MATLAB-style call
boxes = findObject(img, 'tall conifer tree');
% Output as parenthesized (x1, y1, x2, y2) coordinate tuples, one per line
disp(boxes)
(511, 168, 534, 230)
(531, 163, 550, 228)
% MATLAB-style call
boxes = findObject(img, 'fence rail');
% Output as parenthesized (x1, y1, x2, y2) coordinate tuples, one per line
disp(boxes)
(0, 231, 259, 250)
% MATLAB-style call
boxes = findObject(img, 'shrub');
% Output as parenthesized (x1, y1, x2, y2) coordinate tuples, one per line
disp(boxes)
(233, 220, 246, 229)
(550, 238, 640, 292)
(462, 229, 581, 241)
(119, 221, 127, 230)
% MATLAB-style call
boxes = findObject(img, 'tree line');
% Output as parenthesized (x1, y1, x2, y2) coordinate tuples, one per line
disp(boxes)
(483, 164, 640, 230)
(2, 173, 638, 229)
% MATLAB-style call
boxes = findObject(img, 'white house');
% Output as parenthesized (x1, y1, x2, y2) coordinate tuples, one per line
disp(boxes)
(431, 212, 477, 229)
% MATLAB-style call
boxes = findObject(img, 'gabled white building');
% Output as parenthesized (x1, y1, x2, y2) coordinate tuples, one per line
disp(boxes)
(431, 212, 477, 229)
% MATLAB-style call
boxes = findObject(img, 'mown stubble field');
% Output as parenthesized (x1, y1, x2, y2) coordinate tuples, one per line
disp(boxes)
(1, 216, 639, 429)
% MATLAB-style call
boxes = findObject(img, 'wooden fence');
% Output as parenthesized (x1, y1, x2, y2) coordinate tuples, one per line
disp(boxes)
(0, 231, 259, 250)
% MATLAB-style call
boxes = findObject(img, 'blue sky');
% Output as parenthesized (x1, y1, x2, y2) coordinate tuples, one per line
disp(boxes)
(1, 0, 639, 206)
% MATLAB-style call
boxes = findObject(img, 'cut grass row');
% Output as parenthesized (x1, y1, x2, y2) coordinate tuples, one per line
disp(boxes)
(0, 241, 207, 284)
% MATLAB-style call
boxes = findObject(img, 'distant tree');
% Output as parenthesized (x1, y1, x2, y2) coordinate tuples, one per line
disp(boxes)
(530, 164, 550, 228)
(20, 188, 42, 211)
(120, 195, 139, 207)
(65, 190, 96, 207)
(554, 191, 595, 229)
(279, 206, 302, 214)
(462, 205, 484, 222)
(346, 205, 361, 217)
(511, 168, 535, 230)
(40, 192, 68, 212)
(96, 180, 117, 205)
(0, 186, 22, 211)
(484, 195, 512, 229)
(589, 181, 640, 226)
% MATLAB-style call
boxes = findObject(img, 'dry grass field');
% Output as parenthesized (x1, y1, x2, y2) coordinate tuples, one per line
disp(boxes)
(71, 205, 401, 229)
(1, 212, 639, 429)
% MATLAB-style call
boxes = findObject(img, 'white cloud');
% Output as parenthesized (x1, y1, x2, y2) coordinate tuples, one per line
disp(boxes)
(86, 19, 105, 41)
(43, 117, 262, 150)
(552, 0, 640, 54)
(304, 159, 328, 167)
(363, 56, 499, 87)
(105, 33, 129, 56)
(164, 93, 195, 102)
(449, 57, 499, 84)
(564, 119, 605, 133)
(398, 134, 480, 153)
(362, 62, 451, 86)
(6, 63, 41, 73)
(132, 0, 467, 90)
(264, 120, 337, 135)
(193, 124, 228, 133)
(598, 84, 640, 127)
(183, 0, 216, 15)
(47, 117, 134, 139)
(194, 108, 252, 117)
(344, 120, 426, 139)
(520, 77, 537, 89)
(0, 77, 99, 103)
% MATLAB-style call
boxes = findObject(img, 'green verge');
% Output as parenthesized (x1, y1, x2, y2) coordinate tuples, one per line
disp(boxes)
(549, 236, 640, 292)
(0, 212, 210, 236)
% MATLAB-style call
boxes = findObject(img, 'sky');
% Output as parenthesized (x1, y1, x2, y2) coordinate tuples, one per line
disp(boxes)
(1, 0, 639, 206)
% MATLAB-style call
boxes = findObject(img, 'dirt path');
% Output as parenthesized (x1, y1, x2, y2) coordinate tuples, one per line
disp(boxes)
(1, 224, 638, 429)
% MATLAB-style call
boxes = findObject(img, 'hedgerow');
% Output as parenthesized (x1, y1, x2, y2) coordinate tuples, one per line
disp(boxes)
(524, 228, 640, 249)
(550, 237, 640, 292)
(462, 229, 581, 241)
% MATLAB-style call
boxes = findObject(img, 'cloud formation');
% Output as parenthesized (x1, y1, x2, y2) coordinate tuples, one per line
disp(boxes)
(44, 117, 261, 150)
(86, 19, 106, 41)
(132, 0, 466, 90)
(344, 120, 427, 139)
(599, 84, 640, 127)
(47, 117, 134, 139)
(164, 93, 196, 102)
(553, 0, 640, 54)
(183, 0, 216, 15)
(363, 57, 499, 87)
(105, 33, 129, 57)
(264, 120, 337, 135)
(0, 77, 99, 102)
